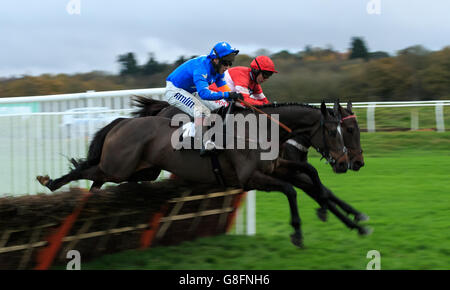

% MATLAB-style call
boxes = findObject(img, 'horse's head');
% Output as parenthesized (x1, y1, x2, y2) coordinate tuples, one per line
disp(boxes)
(338, 101, 364, 171)
(309, 101, 349, 173)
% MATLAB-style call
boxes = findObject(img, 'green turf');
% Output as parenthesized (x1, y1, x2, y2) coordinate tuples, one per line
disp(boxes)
(65, 132, 450, 270)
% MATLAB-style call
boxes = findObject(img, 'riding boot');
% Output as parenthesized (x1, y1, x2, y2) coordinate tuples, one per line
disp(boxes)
(199, 102, 234, 157)
(199, 129, 219, 157)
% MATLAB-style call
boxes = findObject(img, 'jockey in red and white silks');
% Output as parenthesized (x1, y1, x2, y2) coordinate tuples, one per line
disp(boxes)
(209, 55, 278, 107)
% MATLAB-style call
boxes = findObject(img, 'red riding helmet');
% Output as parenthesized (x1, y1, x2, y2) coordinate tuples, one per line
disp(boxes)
(250, 55, 278, 73)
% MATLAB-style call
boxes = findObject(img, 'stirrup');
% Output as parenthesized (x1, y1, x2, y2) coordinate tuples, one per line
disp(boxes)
(204, 140, 217, 150)
(200, 140, 221, 157)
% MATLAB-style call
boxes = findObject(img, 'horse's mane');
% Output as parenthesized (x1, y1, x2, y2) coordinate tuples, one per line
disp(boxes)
(212, 102, 320, 114)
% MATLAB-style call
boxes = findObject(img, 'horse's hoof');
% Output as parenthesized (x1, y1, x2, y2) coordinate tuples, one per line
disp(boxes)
(316, 208, 328, 222)
(36, 175, 50, 186)
(290, 233, 304, 248)
(358, 226, 374, 236)
(355, 213, 370, 222)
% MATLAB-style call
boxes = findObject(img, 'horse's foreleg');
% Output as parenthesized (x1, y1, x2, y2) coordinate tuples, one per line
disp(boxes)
(326, 201, 373, 235)
(244, 171, 304, 248)
(287, 172, 368, 222)
(275, 159, 329, 212)
(324, 187, 369, 222)
(272, 166, 371, 235)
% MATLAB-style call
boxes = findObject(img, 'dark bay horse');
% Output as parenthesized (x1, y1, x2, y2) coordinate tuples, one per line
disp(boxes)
(37, 102, 349, 247)
(131, 97, 369, 226)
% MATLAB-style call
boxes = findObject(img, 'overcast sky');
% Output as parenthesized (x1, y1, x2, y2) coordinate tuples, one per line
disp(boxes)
(1, 0, 449, 77)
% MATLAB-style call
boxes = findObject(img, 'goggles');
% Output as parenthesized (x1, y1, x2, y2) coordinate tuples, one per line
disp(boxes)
(219, 59, 233, 67)
(261, 70, 273, 79)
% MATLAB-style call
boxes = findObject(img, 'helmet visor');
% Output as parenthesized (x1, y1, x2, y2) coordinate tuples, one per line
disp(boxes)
(261, 70, 274, 79)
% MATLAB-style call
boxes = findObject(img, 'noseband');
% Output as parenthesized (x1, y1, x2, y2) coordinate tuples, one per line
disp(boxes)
(340, 114, 363, 157)
(309, 115, 347, 166)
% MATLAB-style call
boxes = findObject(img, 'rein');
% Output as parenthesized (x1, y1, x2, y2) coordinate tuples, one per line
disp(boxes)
(237, 98, 293, 134)
(341, 114, 357, 122)
(339, 114, 363, 154)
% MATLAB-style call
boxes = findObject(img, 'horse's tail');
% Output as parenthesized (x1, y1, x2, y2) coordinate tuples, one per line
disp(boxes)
(70, 117, 127, 171)
(131, 95, 170, 117)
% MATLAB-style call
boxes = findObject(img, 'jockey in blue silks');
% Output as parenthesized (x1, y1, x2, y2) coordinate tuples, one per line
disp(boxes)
(164, 42, 241, 154)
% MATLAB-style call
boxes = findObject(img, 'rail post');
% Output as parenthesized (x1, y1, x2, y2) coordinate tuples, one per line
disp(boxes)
(410, 109, 419, 131)
(367, 103, 376, 133)
(435, 102, 445, 132)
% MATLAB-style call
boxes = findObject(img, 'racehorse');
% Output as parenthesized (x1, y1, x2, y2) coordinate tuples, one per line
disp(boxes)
(279, 101, 368, 228)
(131, 97, 369, 227)
(37, 101, 349, 247)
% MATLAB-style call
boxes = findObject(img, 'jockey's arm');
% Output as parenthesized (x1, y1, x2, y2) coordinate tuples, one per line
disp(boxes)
(245, 96, 269, 106)
(233, 85, 270, 106)
(209, 83, 231, 92)
(194, 71, 230, 100)
(248, 93, 270, 105)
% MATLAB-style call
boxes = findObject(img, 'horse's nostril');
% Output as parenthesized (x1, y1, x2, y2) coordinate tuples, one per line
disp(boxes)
(354, 161, 364, 168)
(338, 162, 347, 171)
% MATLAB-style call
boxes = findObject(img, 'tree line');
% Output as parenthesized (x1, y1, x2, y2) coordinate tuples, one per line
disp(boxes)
(1, 37, 449, 103)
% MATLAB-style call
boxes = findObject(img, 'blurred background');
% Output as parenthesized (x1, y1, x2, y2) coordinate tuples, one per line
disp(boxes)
(1, 0, 450, 103)
(0, 0, 449, 270)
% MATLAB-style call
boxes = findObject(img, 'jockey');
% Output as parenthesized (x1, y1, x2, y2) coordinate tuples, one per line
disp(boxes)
(209, 55, 278, 107)
(165, 41, 241, 155)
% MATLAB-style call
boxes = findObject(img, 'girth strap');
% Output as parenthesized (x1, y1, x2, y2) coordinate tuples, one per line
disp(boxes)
(210, 153, 227, 189)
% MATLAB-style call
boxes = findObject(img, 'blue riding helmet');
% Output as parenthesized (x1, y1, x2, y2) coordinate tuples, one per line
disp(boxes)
(208, 42, 239, 59)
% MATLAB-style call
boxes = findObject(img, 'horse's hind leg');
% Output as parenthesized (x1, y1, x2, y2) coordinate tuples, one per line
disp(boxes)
(37, 165, 109, 192)
(37, 171, 79, 192)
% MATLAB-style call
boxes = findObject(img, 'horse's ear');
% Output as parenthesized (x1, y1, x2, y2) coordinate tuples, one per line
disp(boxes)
(321, 101, 328, 116)
(333, 99, 340, 116)
(347, 100, 353, 112)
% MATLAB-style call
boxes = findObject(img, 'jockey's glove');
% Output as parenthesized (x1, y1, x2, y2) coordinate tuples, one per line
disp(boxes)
(228, 92, 243, 101)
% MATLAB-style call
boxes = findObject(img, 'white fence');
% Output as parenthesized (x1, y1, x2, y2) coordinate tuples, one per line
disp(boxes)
(312, 100, 450, 132)
(0, 88, 165, 196)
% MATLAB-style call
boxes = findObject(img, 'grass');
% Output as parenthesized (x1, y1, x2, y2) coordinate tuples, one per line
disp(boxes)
(70, 131, 450, 270)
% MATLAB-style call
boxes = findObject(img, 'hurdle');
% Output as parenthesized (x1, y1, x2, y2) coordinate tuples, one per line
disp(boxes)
(0, 183, 245, 270)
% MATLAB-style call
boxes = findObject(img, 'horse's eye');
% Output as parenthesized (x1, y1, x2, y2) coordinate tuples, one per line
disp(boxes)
(347, 127, 354, 134)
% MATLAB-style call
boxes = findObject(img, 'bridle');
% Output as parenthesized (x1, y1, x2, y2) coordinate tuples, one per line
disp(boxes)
(308, 114, 347, 166)
(340, 114, 364, 157)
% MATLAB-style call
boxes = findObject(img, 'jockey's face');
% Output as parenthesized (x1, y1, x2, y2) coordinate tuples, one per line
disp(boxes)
(213, 53, 235, 74)
(256, 72, 267, 84)
(256, 70, 273, 84)
(212, 58, 228, 74)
